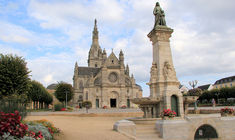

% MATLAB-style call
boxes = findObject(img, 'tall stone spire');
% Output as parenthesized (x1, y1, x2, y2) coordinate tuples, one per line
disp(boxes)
(92, 19, 99, 43)
(125, 64, 129, 76)
(88, 19, 103, 68)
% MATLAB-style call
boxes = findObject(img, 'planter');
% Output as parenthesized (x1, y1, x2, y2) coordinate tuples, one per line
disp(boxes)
(221, 113, 234, 117)
(162, 117, 175, 120)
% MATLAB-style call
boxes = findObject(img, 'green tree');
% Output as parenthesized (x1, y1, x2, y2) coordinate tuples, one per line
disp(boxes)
(187, 88, 202, 96)
(54, 82, 74, 103)
(43, 93, 53, 108)
(0, 54, 31, 98)
(219, 87, 230, 101)
(28, 80, 52, 109)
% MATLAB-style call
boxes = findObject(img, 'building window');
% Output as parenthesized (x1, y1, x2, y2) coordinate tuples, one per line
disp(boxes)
(231, 83, 233, 87)
(95, 63, 97, 67)
(79, 81, 83, 90)
(111, 60, 114, 64)
(86, 92, 88, 100)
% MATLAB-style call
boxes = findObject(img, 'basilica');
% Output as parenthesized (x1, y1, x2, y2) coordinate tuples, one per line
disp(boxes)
(72, 20, 142, 108)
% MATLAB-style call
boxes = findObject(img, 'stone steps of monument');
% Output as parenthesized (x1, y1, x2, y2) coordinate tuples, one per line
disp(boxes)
(135, 124, 162, 140)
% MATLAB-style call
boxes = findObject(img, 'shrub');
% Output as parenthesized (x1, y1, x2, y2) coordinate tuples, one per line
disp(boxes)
(66, 106, 74, 111)
(0, 111, 28, 138)
(27, 124, 52, 140)
(54, 103, 64, 111)
(33, 119, 60, 135)
(82, 101, 92, 109)
(0, 99, 27, 120)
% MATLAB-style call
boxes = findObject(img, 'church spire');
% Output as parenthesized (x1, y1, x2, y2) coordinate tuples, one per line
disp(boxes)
(92, 19, 99, 42)
(88, 19, 102, 68)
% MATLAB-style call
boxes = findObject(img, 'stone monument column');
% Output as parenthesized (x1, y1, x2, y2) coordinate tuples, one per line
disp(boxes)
(148, 26, 184, 117)
(147, 2, 184, 117)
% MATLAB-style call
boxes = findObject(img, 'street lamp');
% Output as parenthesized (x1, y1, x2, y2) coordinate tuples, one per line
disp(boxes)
(65, 90, 68, 110)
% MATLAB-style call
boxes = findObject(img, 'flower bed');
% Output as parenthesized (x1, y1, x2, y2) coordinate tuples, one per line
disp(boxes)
(0, 111, 60, 140)
(121, 105, 127, 109)
(220, 107, 234, 116)
(61, 108, 66, 111)
(161, 109, 176, 119)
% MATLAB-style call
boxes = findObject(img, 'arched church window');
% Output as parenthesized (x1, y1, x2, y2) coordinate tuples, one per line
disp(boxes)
(111, 60, 114, 64)
(86, 92, 88, 100)
(79, 81, 83, 90)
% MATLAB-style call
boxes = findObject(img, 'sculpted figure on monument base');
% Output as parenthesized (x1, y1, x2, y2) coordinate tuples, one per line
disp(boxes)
(163, 61, 173, 79)
(153, 2, 166, 29)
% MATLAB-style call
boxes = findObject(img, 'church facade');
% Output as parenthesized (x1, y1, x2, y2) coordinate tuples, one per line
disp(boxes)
(73, 20, 142, 108)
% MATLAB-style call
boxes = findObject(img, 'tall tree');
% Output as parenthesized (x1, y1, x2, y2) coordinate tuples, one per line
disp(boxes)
(28, 80, 52, 109)
(0, 54, 31, 99)
(54, 82, 74, 103)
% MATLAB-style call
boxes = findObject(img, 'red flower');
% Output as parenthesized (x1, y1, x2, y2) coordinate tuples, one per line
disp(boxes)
(61, 108, 66, 111)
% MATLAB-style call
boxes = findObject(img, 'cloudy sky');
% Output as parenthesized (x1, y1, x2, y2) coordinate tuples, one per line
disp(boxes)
(0, 0, 235, 96)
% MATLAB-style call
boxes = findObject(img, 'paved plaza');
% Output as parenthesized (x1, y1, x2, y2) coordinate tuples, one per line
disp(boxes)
(26, 116, 131, 140)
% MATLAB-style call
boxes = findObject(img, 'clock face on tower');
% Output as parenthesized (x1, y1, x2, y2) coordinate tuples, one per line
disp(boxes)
(108, 72, 118, 83)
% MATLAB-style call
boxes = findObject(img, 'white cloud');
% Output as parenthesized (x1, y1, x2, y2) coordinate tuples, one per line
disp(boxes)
(43, 74, 53, 85)
(0, 21, 32, 44)
(27, 52, 76, 87)
(0, 44, 26, 56)
(27, 0, 124, 40)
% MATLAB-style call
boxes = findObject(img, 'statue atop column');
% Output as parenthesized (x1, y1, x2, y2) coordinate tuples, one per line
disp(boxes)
(153, 2, 166, 29)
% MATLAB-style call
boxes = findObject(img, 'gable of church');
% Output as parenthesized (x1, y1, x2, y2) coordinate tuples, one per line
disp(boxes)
(105, 52, 120, 68)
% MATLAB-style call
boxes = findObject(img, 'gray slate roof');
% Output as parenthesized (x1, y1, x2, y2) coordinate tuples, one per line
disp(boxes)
(78, 67, 101, 76)
(198, 84, 211, 91)
(47, 83, 57, 90)
(214, 75, 235, 84)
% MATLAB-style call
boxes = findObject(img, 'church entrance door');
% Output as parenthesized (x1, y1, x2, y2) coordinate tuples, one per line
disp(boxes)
(127, 99, 130, 108)
(110, 99, 116, 108)
(171, 95, 179, 116)
(96, 99, 99, 108)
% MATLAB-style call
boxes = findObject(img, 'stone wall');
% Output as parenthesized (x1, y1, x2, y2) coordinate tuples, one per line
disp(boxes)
(156, 114, 235, 140)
